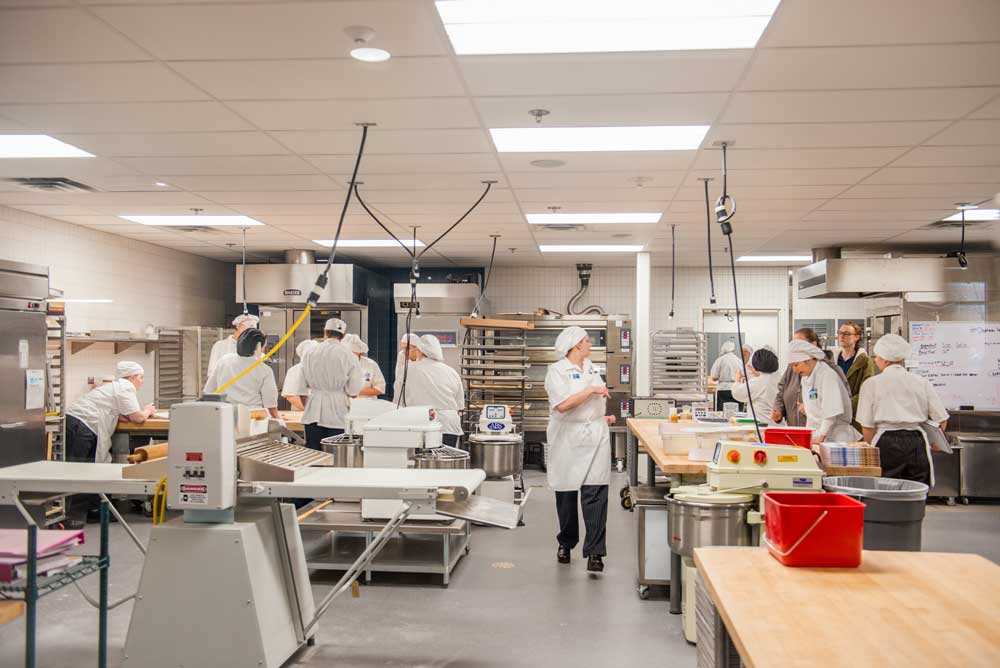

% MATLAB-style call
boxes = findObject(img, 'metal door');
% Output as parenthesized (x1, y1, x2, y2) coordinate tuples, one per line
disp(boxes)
(0, 309, 47, 467)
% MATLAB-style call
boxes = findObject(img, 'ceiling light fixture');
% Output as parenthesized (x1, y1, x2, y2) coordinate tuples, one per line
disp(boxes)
(435, 0, 780, 54)
(314, 239, 426, 248)
(490, 125, 708, 152)
(345, 25, 391, 62)
(942, 208, 999, 222)
(735, 255, 813, 263)
(529, 159, 566, 168)
(47, 298, 113, 304)
(154, 182, 169, 187)
(540, 244, 644, 253)
(527, 212, 661, 225)
(0, 135, 94, 158)
(120, 215, 263, 226)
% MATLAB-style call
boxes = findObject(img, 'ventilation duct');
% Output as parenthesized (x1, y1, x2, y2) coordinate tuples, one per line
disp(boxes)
(567, 263, 607, 315)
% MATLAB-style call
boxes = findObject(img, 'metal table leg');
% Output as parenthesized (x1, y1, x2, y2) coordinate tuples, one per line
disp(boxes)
(98, 501, 109, 668)
(669, 551, 682, 615)
(364, 532, 373, 584)
(442, 534, 450, 586)
(646, 453, 657, 486)
(627, 431, 638, 487)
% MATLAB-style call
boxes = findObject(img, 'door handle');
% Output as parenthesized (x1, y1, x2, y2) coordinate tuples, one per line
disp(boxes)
(0, 421, 27, 429)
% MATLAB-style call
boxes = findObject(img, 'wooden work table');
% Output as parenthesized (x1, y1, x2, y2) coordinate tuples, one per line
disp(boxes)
(625, 418, 708, 486)
(117, 410, 306, 434)
(695, 547, 1000, 668)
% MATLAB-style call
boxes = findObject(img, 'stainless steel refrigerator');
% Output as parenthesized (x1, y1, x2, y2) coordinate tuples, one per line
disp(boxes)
(0, 259, 49, 468)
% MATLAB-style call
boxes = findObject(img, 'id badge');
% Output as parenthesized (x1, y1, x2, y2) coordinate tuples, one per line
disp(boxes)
(808, 388, 818, 400)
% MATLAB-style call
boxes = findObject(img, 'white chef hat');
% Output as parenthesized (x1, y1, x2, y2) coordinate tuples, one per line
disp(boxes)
(233, 313, 259, 328)
(399, 333, 419, 346)
(324, 318, 347, 334)
(720, 340, 736, 354)
(742, 343, 754, 354)
(344, 333, 368, 355)
(554, 326, 588, 357)
(417, 334, 444, 361)
(295, 339, 318, 360)
(873, 333, 910, 362)
(116, 361, 144, 378)
(787, 339, 826, 363)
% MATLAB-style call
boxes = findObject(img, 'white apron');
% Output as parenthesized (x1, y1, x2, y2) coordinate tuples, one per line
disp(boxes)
(545, 359, 611, 491)
(872, 422, 935, 487)
(802, 363, 860, 444)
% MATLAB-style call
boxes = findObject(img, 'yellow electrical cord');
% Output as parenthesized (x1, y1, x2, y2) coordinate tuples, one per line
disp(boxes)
(152, 476, 167, 525)
(215, 304, 313, 394)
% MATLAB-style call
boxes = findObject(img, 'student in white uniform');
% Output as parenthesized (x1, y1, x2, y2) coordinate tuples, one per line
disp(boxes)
(207, 313, 259, 379)
(787, 339, 860, 444)
(203, 329, 280, 419)
(301, 318, 364, 449)
(856, 334, 949, 485)
(66, 361, 155, 521)
(731, 348, 781, 424)
(710, 340, 743, 411)
(403, 335, 465, 446)
(344, 334, 386, 400)
(392, 333, 419, 403)
(545, 326, 616, 573)
(282, 338, 318, 411)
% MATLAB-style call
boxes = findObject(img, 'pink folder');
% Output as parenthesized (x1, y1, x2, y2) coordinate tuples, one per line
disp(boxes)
(0, 528, 85, 558)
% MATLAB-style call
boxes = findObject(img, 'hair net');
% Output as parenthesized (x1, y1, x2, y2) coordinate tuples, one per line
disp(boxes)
(295, 339, 317, 361)
(233, 313, 259, 328)
(751, 348, 779, 374)
(116, 361, 144, 379)
(787, 339, 826, 363)
(324, 318, 347, 334)
(742, 343, 754, 354)
(873, 333, 910, 362)
(344, 333, 368, 355)
(237, 328, 266, 357)
(720, 340, 736, 355)
(554, 326, 588, 357)
(399, 333, 419, 346)
(417, 334, 444, 361)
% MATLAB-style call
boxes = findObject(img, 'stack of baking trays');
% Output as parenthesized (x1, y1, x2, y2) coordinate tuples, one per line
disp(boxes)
(459, 318, 530, 436)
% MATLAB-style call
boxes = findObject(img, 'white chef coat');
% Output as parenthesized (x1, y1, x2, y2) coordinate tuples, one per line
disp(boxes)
(544, 357, 611, 491)
(730, 372, 781, 424)
(203, 353, 278, 409)
(393, 350, 408, 402)
(301, 339, 364, 429)
(856, 364, 949, 483)
(207, 335, 237, 380)
(281, 362, 309, 399)
(801, 360, 860, 443)
(403, 358, 464, 435)
(355, 356, 386, 399)
(67, 379, 142, 463)
(710, 352, 743, 391)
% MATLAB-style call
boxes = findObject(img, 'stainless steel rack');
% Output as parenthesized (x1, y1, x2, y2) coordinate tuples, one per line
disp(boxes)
(155, 326, 226, 408)
(650, 329, 708, 402)
(460, 323, 529, 435)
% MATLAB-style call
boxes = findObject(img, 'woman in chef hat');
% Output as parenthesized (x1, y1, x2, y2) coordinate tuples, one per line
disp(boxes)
(343, 334, 386, 401)
(403, 334, 465, 446)
(545, 326, 616, 573)
(787, 338, 860, 445)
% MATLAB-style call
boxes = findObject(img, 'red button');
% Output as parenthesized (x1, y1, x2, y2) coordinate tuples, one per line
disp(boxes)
(753, 449, 767, 465)
(727, 450, 741, 464)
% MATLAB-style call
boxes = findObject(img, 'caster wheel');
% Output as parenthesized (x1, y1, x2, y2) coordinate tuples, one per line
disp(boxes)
(638, 586, 650, 600)
(306, 637, 316, 647)
(946, 497, 956, 507)
(619, 485, 629, 499)
(961, 497, 970, 505)
(621, 496, 633, 510)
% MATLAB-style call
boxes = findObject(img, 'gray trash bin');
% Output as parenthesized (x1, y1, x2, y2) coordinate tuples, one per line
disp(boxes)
(823, 476, 929, 552)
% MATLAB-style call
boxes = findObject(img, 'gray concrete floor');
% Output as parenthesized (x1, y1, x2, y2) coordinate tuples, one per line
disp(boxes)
(2, 472, 998, 667)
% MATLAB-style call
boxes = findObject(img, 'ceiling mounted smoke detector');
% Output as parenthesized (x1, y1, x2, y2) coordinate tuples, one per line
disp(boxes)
(345, 25, 391, 62)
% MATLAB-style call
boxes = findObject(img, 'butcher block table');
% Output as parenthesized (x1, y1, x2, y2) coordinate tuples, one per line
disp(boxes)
(694, 547, 1000, 668)
(625, 418, 708, 487)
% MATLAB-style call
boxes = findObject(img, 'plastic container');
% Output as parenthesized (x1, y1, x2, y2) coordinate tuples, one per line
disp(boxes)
(763, 492, 865, 567)
(822, 476, 929, 551)
(764, 426, 813, 449)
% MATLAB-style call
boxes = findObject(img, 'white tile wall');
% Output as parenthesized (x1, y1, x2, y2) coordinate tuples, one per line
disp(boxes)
(0, 205, 233, 406)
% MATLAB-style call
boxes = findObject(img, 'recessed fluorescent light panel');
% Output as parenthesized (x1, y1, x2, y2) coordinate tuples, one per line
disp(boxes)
(314, 239, 426, 248)
(736, 255, 813, 263)
(527, 213, 661, 225)
(0, 135, 94, 158)
(540, 244, 644, 253)
(119, 215, 263, 226)
(435, 0, 780, 54)
(943, 209, 999, 222)
(47, 299, 113, 304)
(491, 126, 708, 153)
(350, 47, 391, 62)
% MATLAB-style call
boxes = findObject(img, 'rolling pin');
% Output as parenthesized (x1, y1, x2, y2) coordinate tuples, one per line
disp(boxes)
(127, 442, 168, 463)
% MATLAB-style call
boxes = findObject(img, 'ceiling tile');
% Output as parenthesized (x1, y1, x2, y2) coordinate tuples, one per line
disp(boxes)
(692, 147, 906, 170)
(722, 89, 998, 123)
(56, 132, 290, 157)
(890, 146, 1000, 168)
(499, 151, 697, 172)
(0, 7, 149, 63)
(926, 119, 1000, 146)
(862, 166, 1000, 184)
(114, 155, 319, 176)
(476, 93, 727, 127)
(818, 198, 960, 211)
(684, 168, 871, 187)
(0, 63, 209, 103)
(0, 102, 254, 132)
(969, 95, 1000, 119)
(839, 184, 999, 200)
(272, 129, 491, 155)
(507, 171, 686, 189)
(706, 122, 945, 149)
(307, 153, 501, 175)
(672, 185, 844, 200)
(0, 157, 137, 179)
(230, 98, 480, 130)
(206, 191, 346, 205)
(515, 188, 674, 203)
(167, 174, 338, 192)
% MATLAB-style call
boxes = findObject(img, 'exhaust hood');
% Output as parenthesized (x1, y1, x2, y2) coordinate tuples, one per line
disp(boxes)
(797, 257, 949, 299)
(237, 262, 375, 306)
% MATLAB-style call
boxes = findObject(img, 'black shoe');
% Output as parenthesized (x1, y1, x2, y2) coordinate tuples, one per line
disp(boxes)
(587, 555, 604, 573)
(557, 547, 571, 564)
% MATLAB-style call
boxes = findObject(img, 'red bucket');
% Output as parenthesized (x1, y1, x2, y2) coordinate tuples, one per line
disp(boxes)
(763, 492, 865, 568)
(764, 426, 812, 449)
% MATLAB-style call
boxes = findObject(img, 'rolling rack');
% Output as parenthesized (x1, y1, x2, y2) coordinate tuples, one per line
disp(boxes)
(650, 328, 709, 403)
(36, 314, 67, 527)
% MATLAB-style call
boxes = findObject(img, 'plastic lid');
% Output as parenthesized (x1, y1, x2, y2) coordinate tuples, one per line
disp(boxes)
(822, 476, 929, 501)
(673, 484, 753, 504)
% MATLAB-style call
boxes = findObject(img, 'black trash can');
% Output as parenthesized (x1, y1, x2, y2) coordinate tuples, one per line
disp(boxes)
(822, 476, 929, 551)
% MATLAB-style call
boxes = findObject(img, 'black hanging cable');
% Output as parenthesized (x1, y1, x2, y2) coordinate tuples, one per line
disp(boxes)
(240, 226, 249, 314)
(418, 181, 495, 258)
(669, 224, 676, 319)
(714, 142, 737, 236)
(728, 243, 762, 442)
(471, 235, 499, 317)
(397, 227, 419, 408)
(353, 183, 415, 257)
(701, 178, 717, 304)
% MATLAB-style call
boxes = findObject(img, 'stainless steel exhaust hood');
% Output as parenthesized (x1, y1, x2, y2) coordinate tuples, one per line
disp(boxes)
(797, 257, 949, 299)
(237, 262, 374, 306)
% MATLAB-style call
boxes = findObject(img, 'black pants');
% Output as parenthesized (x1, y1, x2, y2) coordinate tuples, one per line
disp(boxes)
(66, 415, 100, 520)
(877, 430, 931, 485)
(442, 433, 460, 448)
(555, 485, 608, 557)
(305, 423, 343, 451)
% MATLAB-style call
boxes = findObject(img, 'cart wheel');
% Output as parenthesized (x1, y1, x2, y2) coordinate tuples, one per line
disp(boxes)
(961, 497, 970, 505)
(946, 497, 956, 507)
(621, 496, 633, 510)
(306, 637, 316, 647)
(619, 485, 629, 499)
(638, 586, 650, 600)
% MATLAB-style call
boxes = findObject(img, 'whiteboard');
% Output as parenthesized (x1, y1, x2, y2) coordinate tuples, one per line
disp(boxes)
(908, 321, 1000, 410)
